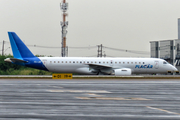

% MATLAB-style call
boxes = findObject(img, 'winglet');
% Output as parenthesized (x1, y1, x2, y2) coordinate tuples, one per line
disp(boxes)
(8, 32, 35, 59)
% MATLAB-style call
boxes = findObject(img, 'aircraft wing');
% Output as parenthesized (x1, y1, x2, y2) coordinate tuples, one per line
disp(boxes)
(87, 63, 112, 70)
(86, 63, 113, 74)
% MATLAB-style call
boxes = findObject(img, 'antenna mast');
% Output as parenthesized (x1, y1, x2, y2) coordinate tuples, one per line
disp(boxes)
(60, 0, 68, 57)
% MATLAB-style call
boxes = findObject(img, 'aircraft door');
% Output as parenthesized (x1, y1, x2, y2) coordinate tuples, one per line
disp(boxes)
(154, 61, 159, 69)
(110, 60, 113, 66)
(42, 59, 47, 68)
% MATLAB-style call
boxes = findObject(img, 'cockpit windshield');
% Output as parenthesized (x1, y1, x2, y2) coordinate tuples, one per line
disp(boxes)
(163, 61, 168, 64)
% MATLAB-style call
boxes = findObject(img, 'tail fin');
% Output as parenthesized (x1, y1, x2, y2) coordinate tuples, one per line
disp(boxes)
(7, 32, 48, 71)
(8, 32, 35, 59)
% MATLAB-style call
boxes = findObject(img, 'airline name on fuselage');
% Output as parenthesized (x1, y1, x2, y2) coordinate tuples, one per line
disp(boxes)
(135, 64, 153, 68)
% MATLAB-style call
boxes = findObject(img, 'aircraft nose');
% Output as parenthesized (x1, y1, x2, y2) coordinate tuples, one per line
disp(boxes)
(172, 66, 179, 73)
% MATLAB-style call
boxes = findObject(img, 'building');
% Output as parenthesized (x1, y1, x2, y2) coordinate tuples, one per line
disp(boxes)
(150, 19, 180, 72)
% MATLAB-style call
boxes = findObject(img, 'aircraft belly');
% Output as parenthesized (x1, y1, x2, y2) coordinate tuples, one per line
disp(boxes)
(46, 65, 77, 73)
(134, 69, 162, 74)
(75, 67, 97, 75)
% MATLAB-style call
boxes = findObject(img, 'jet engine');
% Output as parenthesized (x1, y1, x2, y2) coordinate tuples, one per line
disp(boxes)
(113, 68, 132, 76)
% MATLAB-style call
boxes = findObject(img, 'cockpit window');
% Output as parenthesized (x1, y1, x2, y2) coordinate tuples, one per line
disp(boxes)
(163, 61, 167, 64)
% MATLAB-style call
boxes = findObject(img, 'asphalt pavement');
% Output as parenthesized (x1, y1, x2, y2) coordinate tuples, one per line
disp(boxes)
(0, 79, 180, 120)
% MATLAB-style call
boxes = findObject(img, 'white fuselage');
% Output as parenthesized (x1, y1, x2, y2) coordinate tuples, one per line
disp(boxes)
(39, 57, 177, 75)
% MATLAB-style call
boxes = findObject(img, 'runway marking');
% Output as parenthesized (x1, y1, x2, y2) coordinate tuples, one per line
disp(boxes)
(87, 93, 103, 96)
(76, 97, 150, 100)
(51, 86, 63, 89)
(36, 84, 64, 88)
(47, 90, 111, 93)
(147, 106, 180, 115)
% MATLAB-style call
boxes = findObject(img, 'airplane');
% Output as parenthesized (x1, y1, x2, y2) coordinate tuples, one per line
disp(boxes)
(4, 32, 179, 75)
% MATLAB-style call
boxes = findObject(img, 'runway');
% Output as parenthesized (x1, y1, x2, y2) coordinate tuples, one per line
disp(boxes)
(0, 79, 180, 119)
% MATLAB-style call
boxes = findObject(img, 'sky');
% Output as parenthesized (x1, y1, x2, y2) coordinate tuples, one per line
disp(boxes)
(1, 0, 180, 57)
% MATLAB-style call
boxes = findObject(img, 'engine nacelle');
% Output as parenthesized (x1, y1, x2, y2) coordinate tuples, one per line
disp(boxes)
(114, 68, 132, 76)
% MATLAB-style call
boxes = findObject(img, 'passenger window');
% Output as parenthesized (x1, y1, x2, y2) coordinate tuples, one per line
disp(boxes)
(54, 61, 56, 63)
(69, 61, 71, 63)
(123, 62, 125, 64)
(58, 61, 60, 63)
(107, 62, 108, 64)
(127, 62, 129, 64)
(139, 62, 141, 64)
(143, 62, 145, 64)
(135, 62, 137, 64)
(77, 61, 78, 63)
(91, 61, 93, 63)
(50, 61, 52, 63)
(66, 61, 67, 63)
(131, 62, 133, 64)
(73, 61, 75, 63)
(80, 61, 82, 63)
(119, 62, 121, 64)
(99, 62, 101, 63)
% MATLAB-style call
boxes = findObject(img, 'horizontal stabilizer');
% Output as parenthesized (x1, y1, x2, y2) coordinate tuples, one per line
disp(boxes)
(4, 58, 28, 63)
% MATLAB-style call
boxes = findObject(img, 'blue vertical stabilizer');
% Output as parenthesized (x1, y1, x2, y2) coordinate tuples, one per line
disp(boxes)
(7, 32, 48, 71)
(8, 32, 35, 59)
